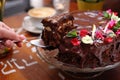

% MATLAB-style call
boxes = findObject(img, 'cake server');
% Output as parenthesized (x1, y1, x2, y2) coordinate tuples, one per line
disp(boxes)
(30, 39, 47, 48)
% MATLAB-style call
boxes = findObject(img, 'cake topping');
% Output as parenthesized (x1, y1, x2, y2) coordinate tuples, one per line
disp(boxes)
(41, 10, 120, 68)
(81, 35, 93, 44)
(104, 37, 113, 43)
(92, 24, 97, 39)
(95, 30, 104, 40)
(103, 9, 112, 19)
(80, 29, 89, 37)
(66, 30, 77, 37)
(116, 29, 120, 35)
(71, 38, 80, 46)
(66, 9, 120, 45)
(108, 20, 116, 29)
(106, 30, 116, 37)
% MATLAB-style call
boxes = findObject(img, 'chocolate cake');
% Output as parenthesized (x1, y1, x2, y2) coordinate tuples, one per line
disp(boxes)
(42, 13, 75, 47)
(41, 9, 120, 68)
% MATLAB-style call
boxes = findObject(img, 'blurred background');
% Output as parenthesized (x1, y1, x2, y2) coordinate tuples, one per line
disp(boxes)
(4, 0, 120, 17)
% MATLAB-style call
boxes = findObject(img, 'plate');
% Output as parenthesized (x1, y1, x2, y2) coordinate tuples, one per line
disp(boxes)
(22, 16, 44, 34)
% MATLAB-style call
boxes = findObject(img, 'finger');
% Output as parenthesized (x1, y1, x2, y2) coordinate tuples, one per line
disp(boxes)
(0, 22, 11, 30)
(15, 35, 26, 47)
(16, 42, 22, 47)
(19, 35, 26, 40)
(0, 28, 19, 40)
(5, 40, 14, 48)
(0, 28, 25, 41)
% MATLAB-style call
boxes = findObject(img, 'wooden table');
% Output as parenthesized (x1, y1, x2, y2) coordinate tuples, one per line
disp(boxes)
(1, 1, 120, 80)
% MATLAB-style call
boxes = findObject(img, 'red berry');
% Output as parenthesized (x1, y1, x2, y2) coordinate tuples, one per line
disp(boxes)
(104, 37, 113, 43)
(113, 12, 118, 16)
(80, 29, 88, 37)
(71, 38, 80, 46)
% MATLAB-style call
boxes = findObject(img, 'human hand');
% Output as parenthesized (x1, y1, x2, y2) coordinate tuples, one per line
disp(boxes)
(0, 22, 26, 48)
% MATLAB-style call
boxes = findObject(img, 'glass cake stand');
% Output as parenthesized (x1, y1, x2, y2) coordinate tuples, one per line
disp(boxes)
(36, 47, 120, 79)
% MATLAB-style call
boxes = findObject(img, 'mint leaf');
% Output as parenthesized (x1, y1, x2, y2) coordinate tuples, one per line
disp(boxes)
(116, 21, 120, 27)
(103, 11, 110, 19)
(66, 30, 77, 37)
(113, 26, 119, 32)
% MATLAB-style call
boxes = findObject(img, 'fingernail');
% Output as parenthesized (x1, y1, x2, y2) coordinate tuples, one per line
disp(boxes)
(19, 35, 26, 40)
(5, 40, 13, 48)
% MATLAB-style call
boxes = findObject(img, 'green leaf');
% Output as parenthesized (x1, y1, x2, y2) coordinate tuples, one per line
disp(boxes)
(116, 21, 120, 27)
(113, 26, 119, 32)
(103, 11, 110, 19)
(66, 30, 78, 37)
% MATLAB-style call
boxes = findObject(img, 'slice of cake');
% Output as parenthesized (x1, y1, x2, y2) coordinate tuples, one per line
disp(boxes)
(41, 9, 120, 68)
(42, 13, 75, 47)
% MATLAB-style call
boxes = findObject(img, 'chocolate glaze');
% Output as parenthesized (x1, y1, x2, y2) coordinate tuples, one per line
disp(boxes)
(42, 11, 120, 68)
(58, 37, 120, 68)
